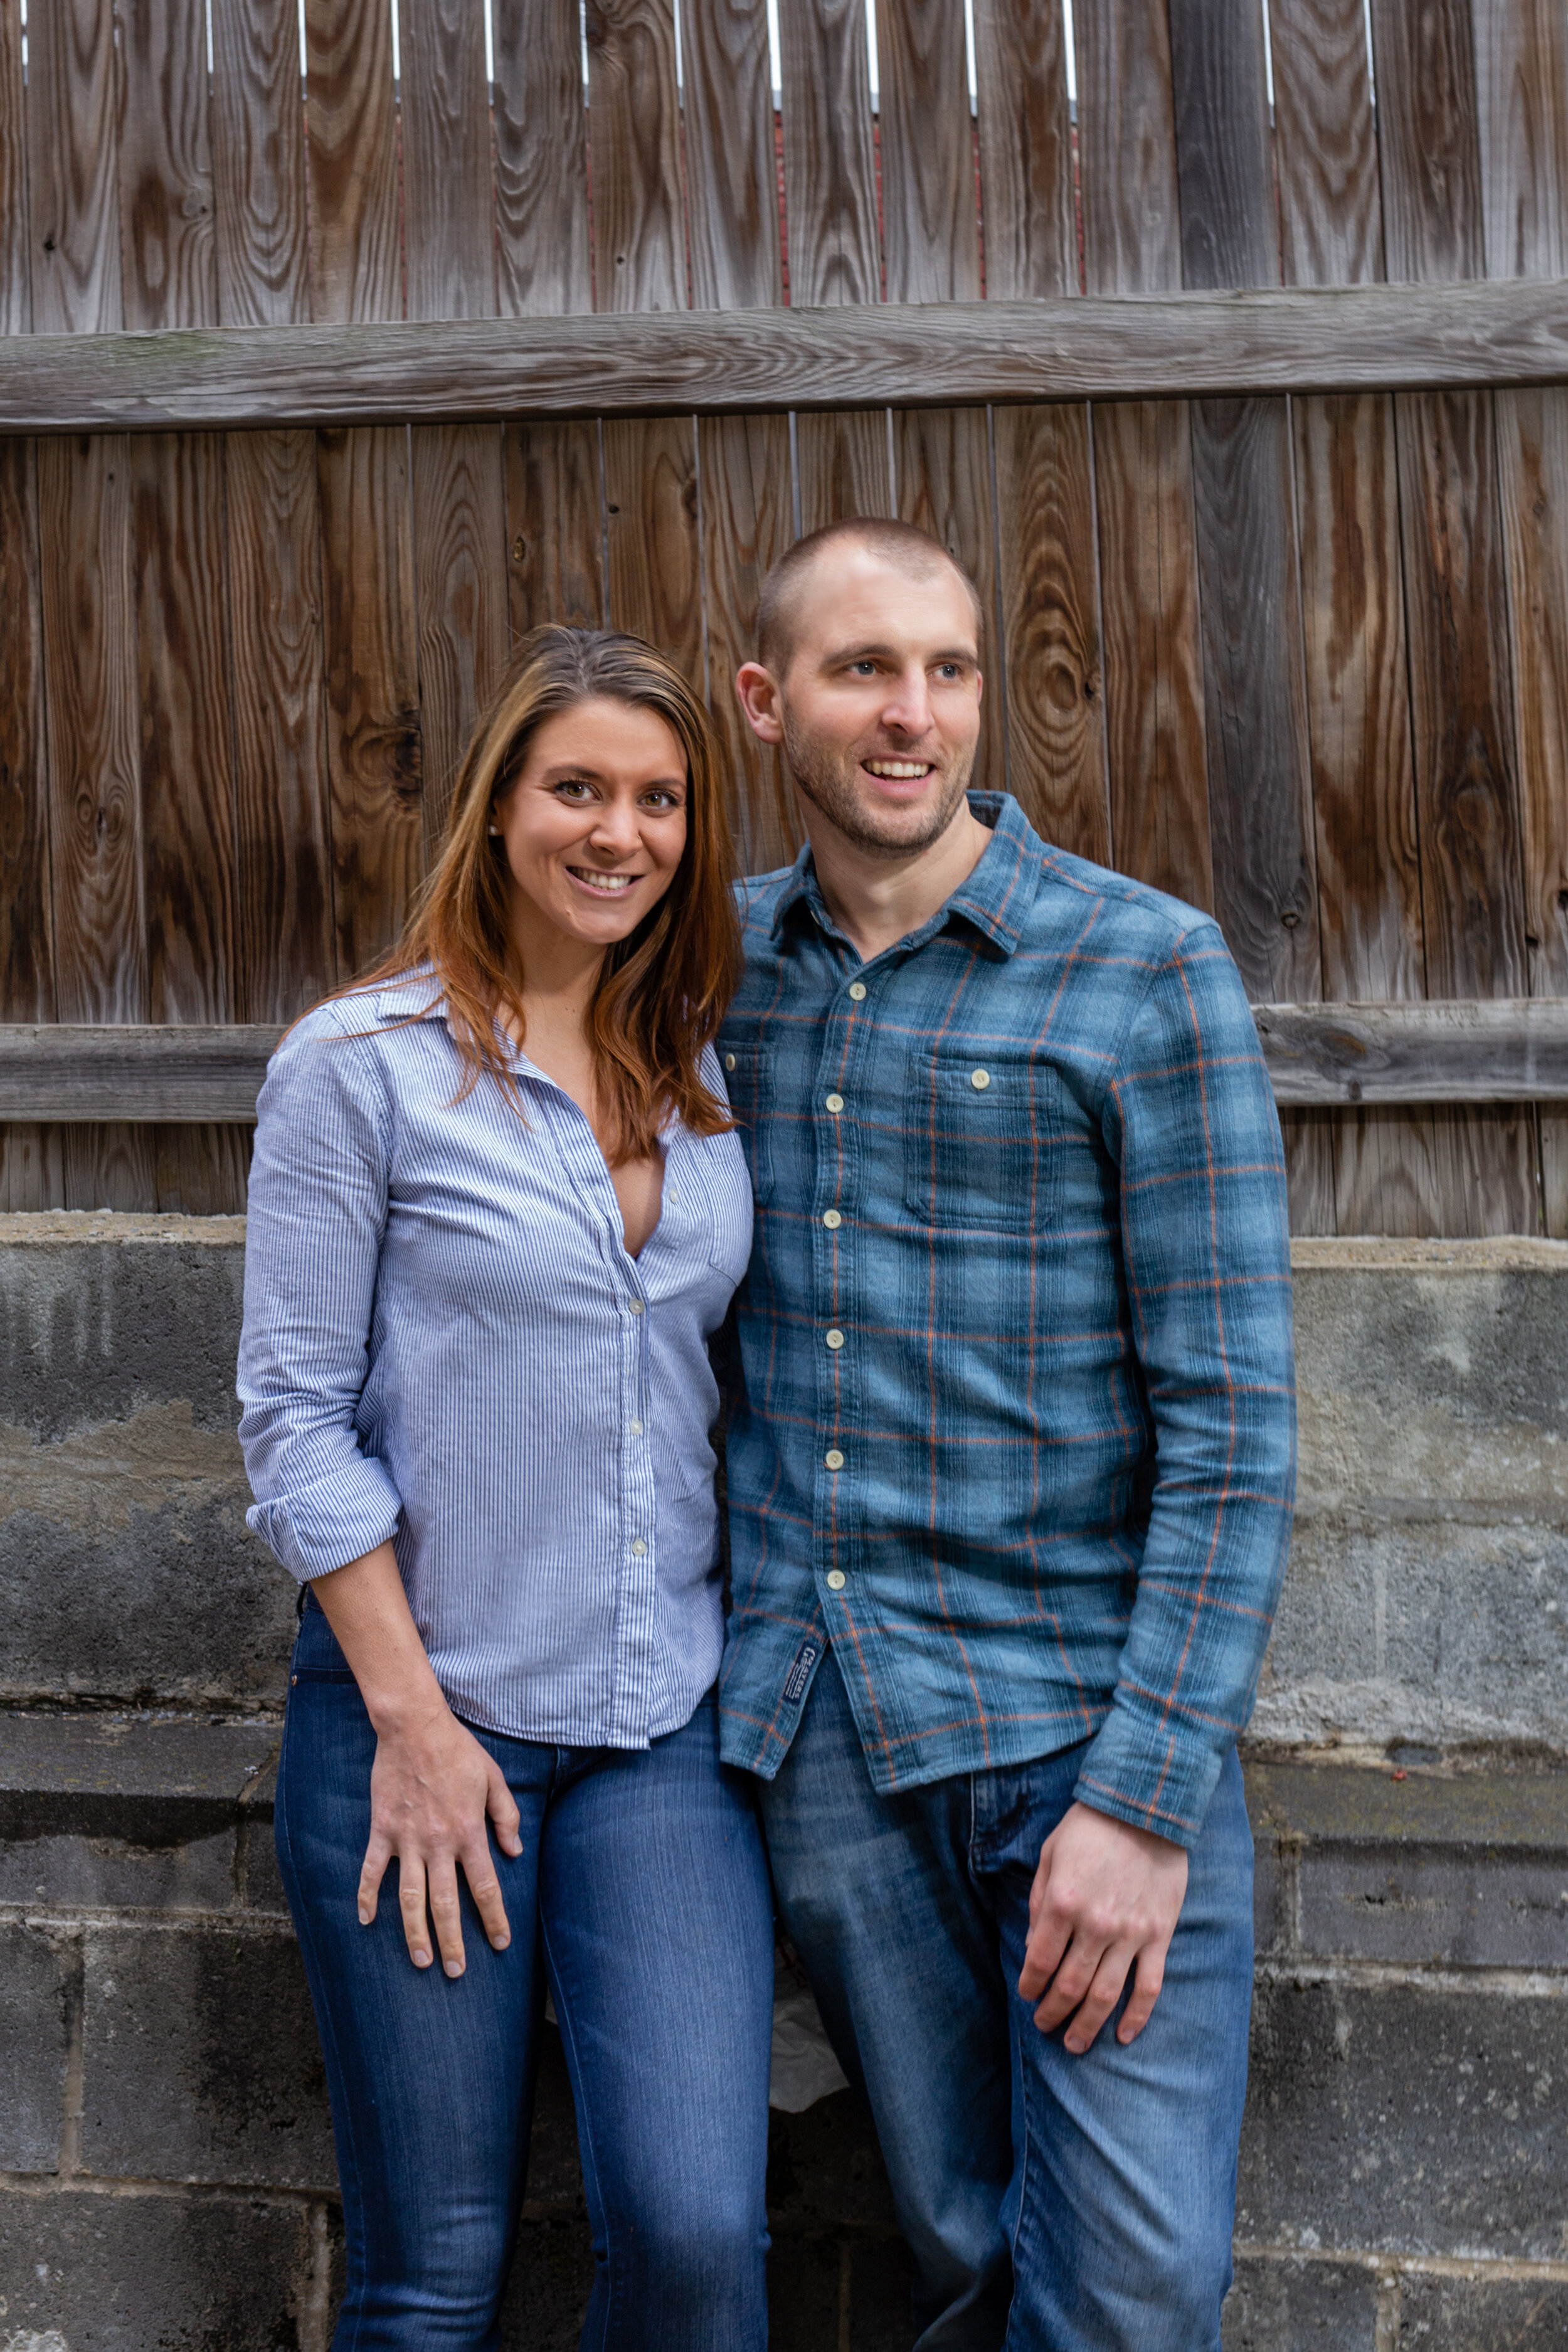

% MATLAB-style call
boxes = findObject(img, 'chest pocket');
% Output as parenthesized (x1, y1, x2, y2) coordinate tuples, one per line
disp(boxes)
(718, 1041, 775, 1205)
(904, 1052, 1063, 1233)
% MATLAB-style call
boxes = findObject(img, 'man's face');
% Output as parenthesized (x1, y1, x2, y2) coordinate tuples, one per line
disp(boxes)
(756, 551, 983, 857)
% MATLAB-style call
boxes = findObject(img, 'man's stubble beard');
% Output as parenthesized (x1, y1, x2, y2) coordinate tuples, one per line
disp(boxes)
(780, 708, 976, 859)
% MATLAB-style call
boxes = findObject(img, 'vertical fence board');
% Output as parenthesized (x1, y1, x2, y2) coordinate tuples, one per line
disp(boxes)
(0, 436, 61, 1209)
(682, 0, 783, 312)
(305, 0, 422, 979)
(27, 0, 123, 337)
(504, 421, 607, 640)
(1076, 2, 1211, 918)
(604, 418, 705, 688)
(116, 0, 218, 335)
(699, 413, 797, 873)
(210, 0, 310, 327)
(778, 0, 881, 310)
(399, 0, 496, 323)
(972, 0, 1076, 301)
(991, 405, 1110, 861)
(1270, 0, 1441, 1234)
(797, 410, 893, 531)
(586, 0, 686, 317)
(0, 0, 29, 334)
(492, 0, 594, 319)
(1476, 0, 1568, 1234)
(1372, 0, 1537, 1232)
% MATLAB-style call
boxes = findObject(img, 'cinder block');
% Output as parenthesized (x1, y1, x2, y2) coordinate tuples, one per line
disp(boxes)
(1396, 2270, 1568, 2347)
(1298, 1850, 1568, 1969)
(1239, 1976, 1568, 2260)
(0, 1921, 71, 2173)
(1222, 2252, 1380, 2349)
(0, 1825, 238, 1911)
(80, 1922, 336, 2190)
(0, 2180, 314, 2349)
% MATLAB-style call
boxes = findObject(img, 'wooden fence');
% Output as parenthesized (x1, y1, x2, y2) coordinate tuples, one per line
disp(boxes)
(1, 0, 1566, 1236)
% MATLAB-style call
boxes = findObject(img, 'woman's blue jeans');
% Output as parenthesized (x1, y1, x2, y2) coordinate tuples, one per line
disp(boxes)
(275, 1595, 774, 2351)
(760, 1649, 1255, 2351)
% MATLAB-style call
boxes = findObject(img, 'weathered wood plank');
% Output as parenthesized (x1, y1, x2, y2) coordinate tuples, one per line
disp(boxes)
(1269, 0, 1383, 294)
(492, 0, 593, 320)
(1074, 0, 1182, 300)
(698, 413, 797, 874)
(796, 407, 894, 531)
(504, 421, 607, 638)
(1369, 0, 1484, 286)
(895, 405, 1008, 799)
(603, 416, 704, 686)
(226, 427, 336, 1022)
(0, 436, 60, 1207)
(115, 0, 218, 335)
(876, 0, 980, 305)
(6, 283, 1568, 430)
(398, 0, 496, 324)
(10, 1002, 1568, 1122)
(778, 0, 881, 310)
(585, 0, 685, 316)
(303, 0, 400, 326)
(990, 403, 1110, 861)
(209, 0, 310, 327)
(0, 0, 29, 334)
(682, 0, 782, 312)
(27, 0, 123, 336)
(972, 0, 1076, 300)
(412, 420, 509, 844)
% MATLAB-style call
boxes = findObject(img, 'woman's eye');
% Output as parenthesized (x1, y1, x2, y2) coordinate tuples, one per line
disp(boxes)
(644, 790, 683, 810)
(554, 779, 594, 800)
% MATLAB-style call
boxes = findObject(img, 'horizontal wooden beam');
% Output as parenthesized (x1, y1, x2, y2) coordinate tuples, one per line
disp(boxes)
(0, 281, 1565, 432)
(3, 1002, 1567, 1121)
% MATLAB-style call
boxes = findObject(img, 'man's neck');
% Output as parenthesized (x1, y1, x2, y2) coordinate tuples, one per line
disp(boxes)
(798, 793, 995, 963)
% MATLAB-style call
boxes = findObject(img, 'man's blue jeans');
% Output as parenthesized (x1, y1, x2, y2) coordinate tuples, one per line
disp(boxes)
(275, 1596, 774, 2351)
(759, 1650, 1254, 2351)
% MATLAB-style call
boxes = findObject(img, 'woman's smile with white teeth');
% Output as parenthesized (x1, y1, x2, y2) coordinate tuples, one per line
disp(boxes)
(566, 866, 639, 894)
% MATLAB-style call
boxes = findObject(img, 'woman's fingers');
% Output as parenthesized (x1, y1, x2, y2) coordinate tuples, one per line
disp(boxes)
(462, 1835, 512, 1952)
(487, 1758, 524, 1859)
(398, 1854, 434, 1969)
(426, 1857, 468, 1978)
(357, 1829, 392, 1928)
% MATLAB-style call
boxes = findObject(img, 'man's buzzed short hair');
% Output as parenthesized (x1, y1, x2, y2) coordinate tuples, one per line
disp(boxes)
(756, 517, 984, 678)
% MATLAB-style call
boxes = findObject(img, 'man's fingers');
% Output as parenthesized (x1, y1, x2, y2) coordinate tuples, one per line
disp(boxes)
(486, 1763, 523, 1859)
(1017, 1903, 1073, 2002)
(1059, 1941, 1138, 2053)
(1028, 1935, 1099, 2035)
(462, 1838, 512, 1952)
(1115, 1942, 1169, 2045)
(398, 1857, 433, 1969)
(357, 1832, 391, 1927)
(426, 1860, 467, 1978)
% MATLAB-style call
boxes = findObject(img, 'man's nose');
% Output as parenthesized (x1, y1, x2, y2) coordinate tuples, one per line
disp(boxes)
(881, 667, 934, 736)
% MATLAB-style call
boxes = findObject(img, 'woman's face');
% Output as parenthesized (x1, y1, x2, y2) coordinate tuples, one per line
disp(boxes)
(492, 697, 689, 959)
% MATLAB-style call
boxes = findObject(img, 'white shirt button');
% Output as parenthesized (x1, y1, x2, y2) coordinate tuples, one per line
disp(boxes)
(825, 1092, 844, 1113)
(822, 1209, 842, 1230)
(630, 1539, 647, 1557)
(970, 1068, 990, 1091)
(628, 1297, 644, 1314)
(629, 1419, 644, 1436)
(825, 1448, 845, 1470)
(724, 1052, 736, 1071)
(825, 1569, 847, 1591)
(848, 982, 867, 1001)
(825, 1328, 845, 1350)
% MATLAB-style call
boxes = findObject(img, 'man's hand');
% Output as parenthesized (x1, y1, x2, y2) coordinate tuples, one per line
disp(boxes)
(1018, 1801, 1189, 2053)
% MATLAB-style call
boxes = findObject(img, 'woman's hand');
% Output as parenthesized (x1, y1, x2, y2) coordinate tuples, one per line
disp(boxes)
(306, 1542, 524, 1978)
(359, 1698, 523, 1975)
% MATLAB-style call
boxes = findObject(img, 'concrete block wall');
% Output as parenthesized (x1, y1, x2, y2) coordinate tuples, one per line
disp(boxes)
(1, 1217, 1565, 2346)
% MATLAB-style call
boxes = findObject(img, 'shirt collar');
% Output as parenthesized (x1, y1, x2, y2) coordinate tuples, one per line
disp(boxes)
(370, 968, 448, 1022)
(768, 791, 1039, 959)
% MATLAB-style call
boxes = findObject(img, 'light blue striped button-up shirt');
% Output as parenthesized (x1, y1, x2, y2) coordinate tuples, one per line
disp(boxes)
(237, 971, 753, 1749)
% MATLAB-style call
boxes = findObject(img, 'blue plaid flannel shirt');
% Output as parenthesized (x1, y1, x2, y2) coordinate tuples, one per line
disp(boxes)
(715, 792, 1295, 1846)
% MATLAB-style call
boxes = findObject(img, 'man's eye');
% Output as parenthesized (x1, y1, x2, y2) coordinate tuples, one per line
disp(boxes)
(935, 663, 961, 681)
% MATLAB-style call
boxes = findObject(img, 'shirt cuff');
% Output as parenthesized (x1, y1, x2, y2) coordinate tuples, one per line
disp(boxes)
(245, 1458, 403, 1582)
(1071, 1700, 1226, 1851)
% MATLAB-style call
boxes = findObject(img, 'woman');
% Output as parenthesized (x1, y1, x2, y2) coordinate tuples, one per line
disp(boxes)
(238, 628, 773, 2348)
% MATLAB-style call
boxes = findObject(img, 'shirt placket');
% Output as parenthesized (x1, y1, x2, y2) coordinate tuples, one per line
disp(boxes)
(810, 963, 872, 1616)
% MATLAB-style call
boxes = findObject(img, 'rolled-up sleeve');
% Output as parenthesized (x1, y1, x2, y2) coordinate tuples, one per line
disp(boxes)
(238, 1009, 405, 1581)
(1074, 923, 1296, 1847)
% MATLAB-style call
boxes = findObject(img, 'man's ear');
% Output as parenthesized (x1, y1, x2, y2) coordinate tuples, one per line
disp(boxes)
(735, 661, 785, 745)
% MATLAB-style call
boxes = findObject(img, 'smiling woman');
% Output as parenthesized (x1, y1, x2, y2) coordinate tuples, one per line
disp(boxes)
(236, 627, 771, 2348)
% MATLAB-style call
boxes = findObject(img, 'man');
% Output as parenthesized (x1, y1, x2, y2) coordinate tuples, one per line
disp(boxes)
(718, 519, 1295, 2349)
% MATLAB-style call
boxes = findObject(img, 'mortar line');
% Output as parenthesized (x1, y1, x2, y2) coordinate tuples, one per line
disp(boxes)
(1236, 2240, 1568, 2284)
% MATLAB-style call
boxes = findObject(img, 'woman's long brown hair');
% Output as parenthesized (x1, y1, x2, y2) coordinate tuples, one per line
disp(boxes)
(334, 627, 741, 1165)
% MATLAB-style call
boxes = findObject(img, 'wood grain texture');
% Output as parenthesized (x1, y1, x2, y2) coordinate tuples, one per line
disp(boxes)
(303, 0, 401, 326)
(697, 413, 798, 875)
(1475, 0, 1568, 283)
(1268, 0, 1384, 291)
(1167, 0, 1278, 292)
(492, 0, 593, 319)
(796, 407, 894, 531)
(115, 0, 218, 334)
(0, 0, 29, 334)
(990, 403, 1110, 861)
(585, 0, 686, 315)
(682, 0, 783, 311)
(876, 0, 980, 304)
(317, 425, 425, 978)
(1073, 0, 1182, 297)
(412, 422, 509, 844)
(26, 0, 123, 335)
(226, 428, 336, 1021)
(209, 0, 310, 327)
(504, 421, 607, 638)
(1092, 398, 1212, 909)
(1369, 0, 1485, 286)
(399, 0, 497, 324)
(1252, 998, 1568, 1103)
(891, 405, 1008, 798)
(0, 1026, 285, 1120)
(603, 416, 704, 687)
(971, 0, 1076, 300)
(0, 441, 52, 1024)
(778, 0, 881, 309)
